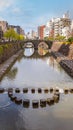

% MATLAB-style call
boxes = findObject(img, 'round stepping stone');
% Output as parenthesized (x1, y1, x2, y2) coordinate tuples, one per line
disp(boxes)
(69, 88, 73, 93)
(32, 100, 39, 108)
(15, 98, 22, 105)
(53, 95, 59, 103)
(23, 88, 28, 93)
(47, 98, 54, 105)
(50, 88, 53, 93)
(8, 88, 13, 93)
(47, 98, 51, 105)
(40, 99, 46, 107)
(23, 99, 30, 108)
(15, 88, 20, 93)
(54, 92, 60, 98)
(50, 98, 54, 104)
(38, 88, 42, 93)
(31, 89, 35, 93)
(64, 88, 69, 94)
(44, 89, 49, 93)
(54, 88, 59, 93)
(0, 88, 5, 93)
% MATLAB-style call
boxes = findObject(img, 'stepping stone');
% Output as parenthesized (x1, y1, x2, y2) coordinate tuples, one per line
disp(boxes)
(40, 99, 46, 107)
(15, 88, 20, 93)
(54, 88, 59, 93)
(0, 88, 5, 93)
(64, 88, 69, 94)
(50, 88, 53, 93)
(44, 89, 49, 93)
(69, 88, 73, 93)
(54, 92, 60, 97)
(38, 88, 42, 93)
(23, 99, 30, 108)
(31, 89, 35, 93)
(8, 88, 13, 93)
(23, 88, 28, 93)
(32, 100, 39, 108)
(53, 95, 59, 103)
(47, 98, 54, 105)
(15, 98, 22, 105)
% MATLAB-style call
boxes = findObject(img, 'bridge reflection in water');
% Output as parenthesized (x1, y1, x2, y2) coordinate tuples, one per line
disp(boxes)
(24, 42, 49, 57)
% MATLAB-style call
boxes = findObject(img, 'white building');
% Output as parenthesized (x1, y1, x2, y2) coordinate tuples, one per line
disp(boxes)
(54, 18, 60, 37)
(44, 19, 54, 38)
(62, 27, 71, 39)
(44, 26, 50, 37)
(54, 14, 71, 38)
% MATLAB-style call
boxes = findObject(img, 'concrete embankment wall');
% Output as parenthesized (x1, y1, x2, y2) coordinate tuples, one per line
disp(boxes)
(0, 42, 23, 64)
(51, 41, 73, 77)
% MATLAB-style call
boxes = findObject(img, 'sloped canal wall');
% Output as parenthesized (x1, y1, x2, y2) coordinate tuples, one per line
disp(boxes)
(51, 42, 73, 78)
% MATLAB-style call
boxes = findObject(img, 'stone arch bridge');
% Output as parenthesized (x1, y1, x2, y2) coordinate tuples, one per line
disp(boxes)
(23, 40, 53, 50)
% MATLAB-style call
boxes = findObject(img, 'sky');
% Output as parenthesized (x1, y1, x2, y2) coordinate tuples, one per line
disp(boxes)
(0, 0, 73, 33)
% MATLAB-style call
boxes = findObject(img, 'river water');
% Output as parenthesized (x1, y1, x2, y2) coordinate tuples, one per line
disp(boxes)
(0, 48, 73, 130)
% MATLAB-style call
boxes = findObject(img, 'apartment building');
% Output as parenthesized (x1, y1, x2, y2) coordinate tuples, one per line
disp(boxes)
(38, 25, 45, 39)
(9, 25, 25, 35)
(54, 14, 71, 37)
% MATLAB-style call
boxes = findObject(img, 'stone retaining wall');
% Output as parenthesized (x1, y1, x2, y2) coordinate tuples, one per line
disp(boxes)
(51, 41, 73, 78)
(51, 41, 73, 58)
(0, 42, 23, 64)
(0, 50, 23, 81)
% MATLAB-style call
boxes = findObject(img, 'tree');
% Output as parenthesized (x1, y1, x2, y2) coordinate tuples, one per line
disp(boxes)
(55, 34, 65, 41)
(4, 28, 17, 41)
(44, 37, 49, 40)
(4, 29, 25, 41)
(68, 37, 73, 43)
(19, 35, 24, 40)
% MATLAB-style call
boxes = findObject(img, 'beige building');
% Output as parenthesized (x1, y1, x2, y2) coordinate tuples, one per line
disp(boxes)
(0, 21, 8, 33)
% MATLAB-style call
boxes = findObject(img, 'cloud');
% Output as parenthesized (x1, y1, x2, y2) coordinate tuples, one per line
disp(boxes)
(0, 0, 14, 11)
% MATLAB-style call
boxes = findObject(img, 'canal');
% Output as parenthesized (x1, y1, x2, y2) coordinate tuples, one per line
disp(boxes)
(0, 47, 73, 130)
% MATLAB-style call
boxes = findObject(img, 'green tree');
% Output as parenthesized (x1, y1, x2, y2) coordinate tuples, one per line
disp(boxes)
(68, 37, 73, 43)
(19, 35, 24, 40)
(4, 28, 16, 41)
(4, 29, 25, 41)
(44, 37, 49, 40)
(55, 35, 65, 41)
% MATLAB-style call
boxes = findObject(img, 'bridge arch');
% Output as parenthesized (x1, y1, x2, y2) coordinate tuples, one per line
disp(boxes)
(24, 42, 34, 48)
(23, 40, 53, 50)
